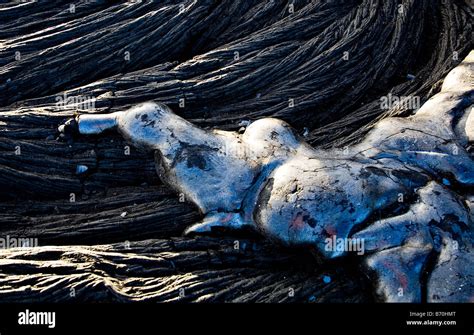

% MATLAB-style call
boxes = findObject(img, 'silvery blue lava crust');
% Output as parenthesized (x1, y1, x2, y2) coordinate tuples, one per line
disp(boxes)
(60, 51, 474, 303)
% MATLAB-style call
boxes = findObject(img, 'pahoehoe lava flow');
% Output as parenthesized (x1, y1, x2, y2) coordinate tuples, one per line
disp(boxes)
(0, 0, 472, 303)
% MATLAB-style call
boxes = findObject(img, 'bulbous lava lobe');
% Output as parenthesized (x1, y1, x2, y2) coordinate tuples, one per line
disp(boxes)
(67, 51, 473, 302)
